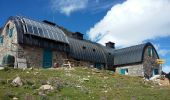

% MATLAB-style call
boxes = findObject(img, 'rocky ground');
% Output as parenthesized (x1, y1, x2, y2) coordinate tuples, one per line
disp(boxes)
(0, 67, 170, 100)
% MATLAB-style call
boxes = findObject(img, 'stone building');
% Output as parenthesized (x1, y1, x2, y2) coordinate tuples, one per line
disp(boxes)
(0, 16, 160, 78)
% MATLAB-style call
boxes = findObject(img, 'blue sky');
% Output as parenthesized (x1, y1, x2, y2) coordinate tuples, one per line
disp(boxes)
(0, 0, 170, 73)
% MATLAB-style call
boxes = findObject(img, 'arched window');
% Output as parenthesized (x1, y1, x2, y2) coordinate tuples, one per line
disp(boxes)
(0, 36, 3, 44)
(6, 24, 10, 36)
(6, 24, 14, 37)
(148, 47, 154, 57)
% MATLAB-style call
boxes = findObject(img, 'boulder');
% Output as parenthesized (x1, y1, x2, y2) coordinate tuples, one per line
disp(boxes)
(11, 76, 23, 86)
(150, 75, 160, 81)
(13, 97, 18, 100)
(39, 85, 54, 91)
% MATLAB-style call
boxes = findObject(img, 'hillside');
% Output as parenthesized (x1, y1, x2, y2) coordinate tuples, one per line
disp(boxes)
(0, 67, 170, 100)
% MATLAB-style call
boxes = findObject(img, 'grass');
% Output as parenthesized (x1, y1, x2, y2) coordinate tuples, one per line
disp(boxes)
(0, 67, 170, 100)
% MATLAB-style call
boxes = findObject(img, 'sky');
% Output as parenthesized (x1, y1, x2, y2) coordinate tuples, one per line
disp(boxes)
(0, 0, 170, 73)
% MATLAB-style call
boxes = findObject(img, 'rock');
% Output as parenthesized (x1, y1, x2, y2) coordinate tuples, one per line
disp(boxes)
(39, 85, 54, 91)
(104, 76, 109, 79)
(29, 67, 33, 70)
(12, 76, 23, 86)
(82, 78, 89, 81)
(26, 71, 30, 74)
(13, 97, 18, 100)
(150, 75, 160, 81)
(76, 85, 82, 88)
(38, 91, 46, 96)
(103, 90, 108, 93)
(34, 72, 39, 75)
(0, 67, 4, 70)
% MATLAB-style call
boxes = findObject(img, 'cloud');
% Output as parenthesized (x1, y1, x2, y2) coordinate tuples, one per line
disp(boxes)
(88, 0, 170, 47)
(153, 44, 170, 57)
(51, 0, 88, 16)
(158, 49, 170, 56)
(163, 65, 170, 73)
(50, 0, 118, 15)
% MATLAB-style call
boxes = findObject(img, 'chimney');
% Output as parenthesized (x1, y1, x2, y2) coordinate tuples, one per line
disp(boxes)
(43, 20, 56, 26)
(72, 32, 83, 40)
(106, 42, 115, 49)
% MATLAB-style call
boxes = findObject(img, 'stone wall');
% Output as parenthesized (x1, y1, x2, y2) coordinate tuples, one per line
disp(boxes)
(116, 64, 144, 76)
(18, 46, 68, 68)
(0, 21, 18, 66)
(22, 46, 43, 68)
(143, 46, 160, 78)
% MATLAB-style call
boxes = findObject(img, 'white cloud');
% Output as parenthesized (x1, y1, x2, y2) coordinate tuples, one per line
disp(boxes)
(153, 44, 170, 57)
(50, 0, 116, 15)
(51, 0, 88, 16)
(158, 49, 170, 56)
(163, 65, 170, 73)
(88, 0, 170, 47)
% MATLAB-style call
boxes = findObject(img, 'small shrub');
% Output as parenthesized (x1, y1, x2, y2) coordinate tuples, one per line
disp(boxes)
(3, 67, 11, 71)
(0, 79, 6, 85)
(40, 95, 49, 100)
(3, 91, 16, 99)
(39, 80, 47, 85)
(26, 80, 34, 86)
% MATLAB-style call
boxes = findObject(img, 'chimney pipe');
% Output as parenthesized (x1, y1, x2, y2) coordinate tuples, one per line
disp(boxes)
(106, 42, 115, 49)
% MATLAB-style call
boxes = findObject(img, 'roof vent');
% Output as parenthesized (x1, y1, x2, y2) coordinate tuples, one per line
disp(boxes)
(106, 41, 115, 49)
(43, 20, 56, 26)
(72, 32, 84, 40)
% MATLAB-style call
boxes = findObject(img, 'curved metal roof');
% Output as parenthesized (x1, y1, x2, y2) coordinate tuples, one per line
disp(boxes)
(68, 37, 107, 63)
(9, 16, 69, 44)
(113, 42, 159, 66)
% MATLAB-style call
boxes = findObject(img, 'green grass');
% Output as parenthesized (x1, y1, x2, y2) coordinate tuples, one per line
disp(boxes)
(0, 67, 170, 100)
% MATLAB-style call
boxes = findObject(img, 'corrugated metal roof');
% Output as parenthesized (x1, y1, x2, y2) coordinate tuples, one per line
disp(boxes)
(113, 43, 158, 66)
(68, 37, 107, 63)
(12, 16, 69, 44)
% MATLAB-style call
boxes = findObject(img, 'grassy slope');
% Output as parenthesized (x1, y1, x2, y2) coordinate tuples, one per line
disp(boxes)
(0, 67, 170, 100)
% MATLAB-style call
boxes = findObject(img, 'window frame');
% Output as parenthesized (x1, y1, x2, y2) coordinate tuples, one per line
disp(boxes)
(8, 27, 14, 38)
(0, 36, 4, 44)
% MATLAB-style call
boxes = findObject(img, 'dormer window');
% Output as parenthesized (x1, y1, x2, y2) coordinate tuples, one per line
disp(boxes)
(6, 24, 14, 38)
(82, 46, 86, 50)
(8, 27, 14, 37)
(0, 36, 4, 44)
(148, 47, 153, 57)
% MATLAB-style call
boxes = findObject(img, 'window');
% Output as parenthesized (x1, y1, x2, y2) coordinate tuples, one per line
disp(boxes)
(120, 68, 128, 75)
(152, 48, 155, 57)
(0, 36, 4, 44)
(82, 46, 86, 49)
(93, 49, 96, 52)
(8, 27, 14, 37)
(148, 47, 152, 57)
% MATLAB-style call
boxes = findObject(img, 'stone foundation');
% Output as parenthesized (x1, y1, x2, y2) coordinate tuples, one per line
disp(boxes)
(116, 64, 144, 76)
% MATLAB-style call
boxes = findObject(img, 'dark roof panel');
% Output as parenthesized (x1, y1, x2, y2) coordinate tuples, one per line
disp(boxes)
(113, 43, 158, 66)
(68, 37, 107, 63)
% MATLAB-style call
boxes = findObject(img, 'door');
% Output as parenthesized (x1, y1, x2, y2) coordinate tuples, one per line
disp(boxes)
(43, 49, 52, 68)
(153, 69, 159, 76)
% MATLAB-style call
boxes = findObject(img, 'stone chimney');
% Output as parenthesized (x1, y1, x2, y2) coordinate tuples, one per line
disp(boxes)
(105, 41, 115, 49)
(72, 32, 84, 40)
